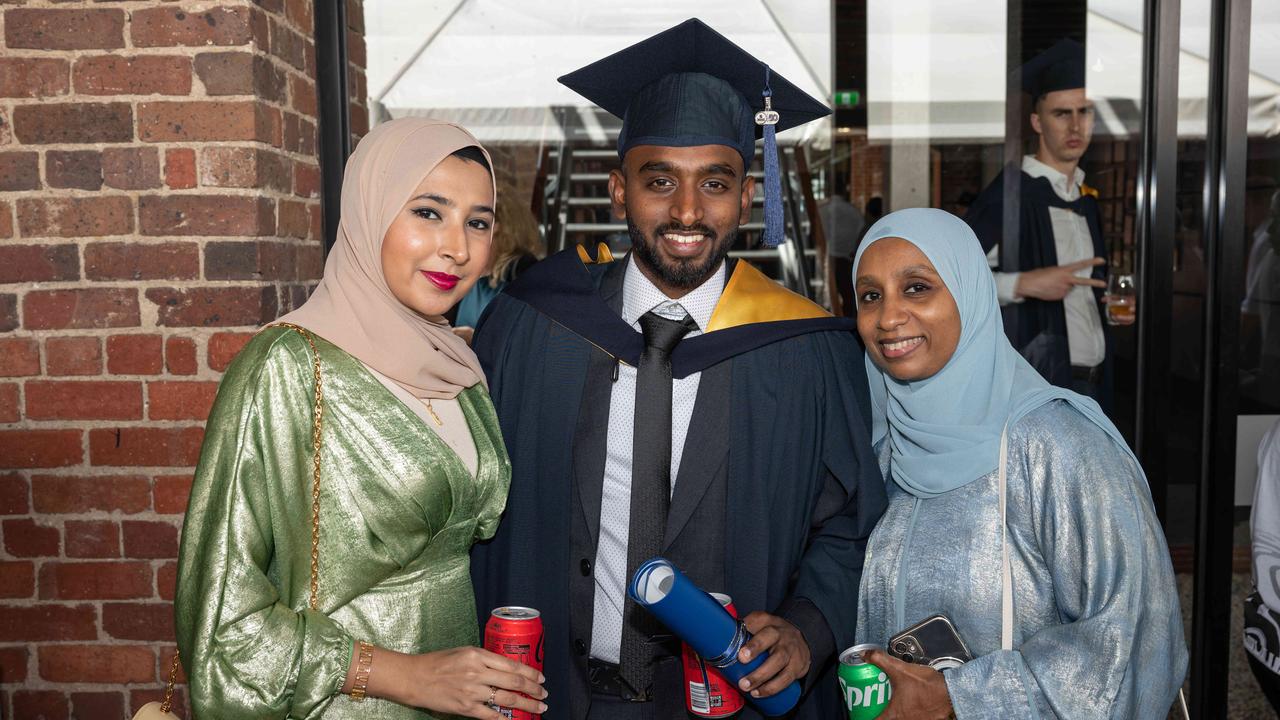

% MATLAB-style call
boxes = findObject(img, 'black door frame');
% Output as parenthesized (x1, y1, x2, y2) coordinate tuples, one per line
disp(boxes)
(1135, 0, 1251, 714)
(1135, 0, 1178, 521)
(1188, 0, 1251, 715)
(315, 0, 352, 252)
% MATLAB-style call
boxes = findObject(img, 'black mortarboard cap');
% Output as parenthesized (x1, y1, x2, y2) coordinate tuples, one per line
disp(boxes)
(558, 18, 830, 247)
(1022, 38, 1086, 100)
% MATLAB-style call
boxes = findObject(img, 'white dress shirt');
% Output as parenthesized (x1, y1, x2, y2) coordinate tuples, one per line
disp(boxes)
(590, 258, 726, 663)
(987, 155, 1106, 368)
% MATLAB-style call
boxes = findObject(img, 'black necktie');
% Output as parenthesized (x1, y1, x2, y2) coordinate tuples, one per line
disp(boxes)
(618, 309, 697, 697)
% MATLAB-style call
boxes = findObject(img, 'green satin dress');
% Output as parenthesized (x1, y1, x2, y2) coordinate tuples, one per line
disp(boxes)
(175, 326, 510, 719)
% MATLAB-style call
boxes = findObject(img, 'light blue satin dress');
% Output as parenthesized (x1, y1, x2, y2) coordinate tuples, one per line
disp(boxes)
(856, 401, 1188, 719)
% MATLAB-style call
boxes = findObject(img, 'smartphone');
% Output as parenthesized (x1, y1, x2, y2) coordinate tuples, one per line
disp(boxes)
(888, 614, 974, 670)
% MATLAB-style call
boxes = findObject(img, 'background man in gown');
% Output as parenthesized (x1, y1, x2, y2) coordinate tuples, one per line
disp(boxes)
(965, 39, 1112, 404)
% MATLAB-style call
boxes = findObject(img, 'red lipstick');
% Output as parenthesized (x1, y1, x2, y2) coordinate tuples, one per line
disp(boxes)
(422, 271, 459, 291)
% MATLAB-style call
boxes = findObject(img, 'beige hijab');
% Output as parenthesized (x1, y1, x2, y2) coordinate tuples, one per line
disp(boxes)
(278, 118, 492, 399)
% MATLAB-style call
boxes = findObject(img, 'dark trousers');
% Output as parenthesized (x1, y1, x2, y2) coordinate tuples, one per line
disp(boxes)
(586, 692, 657, 720)
(1245, 591, 1280, 714)
(1070, 375, 1103, 405)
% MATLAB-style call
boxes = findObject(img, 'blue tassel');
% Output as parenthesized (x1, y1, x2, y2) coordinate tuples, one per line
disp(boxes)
(760, 71, 784, 248)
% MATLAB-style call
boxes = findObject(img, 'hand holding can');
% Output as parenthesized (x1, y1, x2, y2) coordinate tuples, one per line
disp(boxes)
(682, 593, 746, 717)
(484, 607, 546, 719)
(838, 645, 891, 719)
(846, 646, 953, 720)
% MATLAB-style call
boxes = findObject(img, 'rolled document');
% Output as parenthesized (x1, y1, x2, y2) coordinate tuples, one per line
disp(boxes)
(628, 557, 801, 716)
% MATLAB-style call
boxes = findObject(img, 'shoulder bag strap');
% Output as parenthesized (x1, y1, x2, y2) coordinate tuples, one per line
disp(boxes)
(273, 322, 325, 610)
(157, 322, 325, 713)
(999, 425, 1013, 652)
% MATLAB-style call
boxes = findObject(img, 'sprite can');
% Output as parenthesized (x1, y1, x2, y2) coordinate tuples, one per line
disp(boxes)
(837, 644, 891, 719)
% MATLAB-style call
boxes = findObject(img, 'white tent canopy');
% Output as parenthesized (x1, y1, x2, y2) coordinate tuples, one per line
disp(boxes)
(366, 1, 1280, 146)
(368, 0, 832, 145)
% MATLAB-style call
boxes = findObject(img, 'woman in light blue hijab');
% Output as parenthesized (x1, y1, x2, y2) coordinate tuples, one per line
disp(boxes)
(851, 208, 1186, 719)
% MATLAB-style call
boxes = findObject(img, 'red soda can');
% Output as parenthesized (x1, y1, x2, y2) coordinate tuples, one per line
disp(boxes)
(484, 606, 544, 720)
(681, 593, 745, 717)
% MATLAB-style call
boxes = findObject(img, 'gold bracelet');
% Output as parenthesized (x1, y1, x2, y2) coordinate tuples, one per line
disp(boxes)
(349, 640, 374, 702)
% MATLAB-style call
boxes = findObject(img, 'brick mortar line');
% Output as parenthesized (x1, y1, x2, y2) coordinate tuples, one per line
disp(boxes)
(2, 89, 319, 108)
(0, 139, 321, 152)
(6, 417, 207, 427)
(4, 275, 318, 290)
(0, 326, 263, 340)
(2, 329, 277, 360)
(11, 555, 170, 571)
(11, 472, 195, 485)
(6, 514, 187, 528)
(0, 195, 322, 211)
(4, 505, 184, 515)
(0, 243, 321, 257)
(2, 76, 320, 119)
(0, 188, 319, 199)
(7, 512, 185, 523)
(0, 184, 315, 193)
(1, 151, 322, 166)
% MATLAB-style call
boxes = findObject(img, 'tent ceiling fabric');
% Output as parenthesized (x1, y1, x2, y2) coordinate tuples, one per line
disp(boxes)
(369, 0, 832, 145)
(365, 0, 1278, 144)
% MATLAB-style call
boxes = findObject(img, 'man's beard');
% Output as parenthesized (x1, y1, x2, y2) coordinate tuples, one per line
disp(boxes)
(627, 219, 737, 291)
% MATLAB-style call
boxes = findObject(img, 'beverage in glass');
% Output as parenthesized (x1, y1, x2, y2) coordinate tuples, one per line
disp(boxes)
(1106, 274, 1136, 326)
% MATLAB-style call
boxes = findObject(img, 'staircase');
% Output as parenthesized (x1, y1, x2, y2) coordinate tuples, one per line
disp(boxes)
(530, 112, 832, 307)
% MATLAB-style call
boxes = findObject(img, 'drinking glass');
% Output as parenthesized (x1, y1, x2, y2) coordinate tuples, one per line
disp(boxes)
(1106, 274, 1137, 326)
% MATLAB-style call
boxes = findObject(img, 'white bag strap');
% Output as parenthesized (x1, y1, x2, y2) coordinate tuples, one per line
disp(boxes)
(999, 425, 1014, 652)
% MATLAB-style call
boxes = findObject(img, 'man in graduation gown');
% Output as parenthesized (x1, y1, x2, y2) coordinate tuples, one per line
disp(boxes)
(470, 19, 886, 720)
(964, 39, 1113, 402)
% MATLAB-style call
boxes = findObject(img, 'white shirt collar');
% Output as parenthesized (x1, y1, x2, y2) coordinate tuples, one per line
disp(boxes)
(621, 255, 726, 331)
(1022, 154, 1086, 201)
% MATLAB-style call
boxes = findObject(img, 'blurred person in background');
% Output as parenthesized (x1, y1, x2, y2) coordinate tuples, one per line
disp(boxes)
(965, 39, 1112, 406)
(818, 179, 865, 316)
(454, 171, 545, 343)
(1242, 187, 1280, 410)
(1246, 417, 1280, 713)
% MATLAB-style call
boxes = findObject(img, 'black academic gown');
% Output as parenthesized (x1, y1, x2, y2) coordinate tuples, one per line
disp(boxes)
(964, 170, 1110, 388)
(470, 247, 886, 720)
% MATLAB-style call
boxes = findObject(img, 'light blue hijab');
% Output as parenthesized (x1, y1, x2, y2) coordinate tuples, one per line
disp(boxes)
(853, 208, 1134, 498)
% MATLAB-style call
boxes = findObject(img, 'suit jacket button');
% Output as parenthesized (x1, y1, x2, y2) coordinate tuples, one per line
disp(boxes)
(580, 558, 592, 576)
(574, 639, 587, 656)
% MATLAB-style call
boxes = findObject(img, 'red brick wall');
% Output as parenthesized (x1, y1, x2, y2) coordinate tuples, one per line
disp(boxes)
(0, 0, 360, 715)
(847, 134, 886, 209)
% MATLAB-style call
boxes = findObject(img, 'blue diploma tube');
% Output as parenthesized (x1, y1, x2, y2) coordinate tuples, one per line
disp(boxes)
(628, 557, 801, 716)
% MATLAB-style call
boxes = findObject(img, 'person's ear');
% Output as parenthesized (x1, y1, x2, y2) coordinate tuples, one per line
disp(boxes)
(739, 174, 756, 225)
(608, 169, 627, 221)
(1029, 110, 1043, 136)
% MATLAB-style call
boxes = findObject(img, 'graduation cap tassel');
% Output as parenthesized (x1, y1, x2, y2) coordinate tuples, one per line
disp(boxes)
(757, 69, 784, 248)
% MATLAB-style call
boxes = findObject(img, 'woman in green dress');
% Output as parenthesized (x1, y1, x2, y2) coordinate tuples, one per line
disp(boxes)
(175, 118, 547, 719)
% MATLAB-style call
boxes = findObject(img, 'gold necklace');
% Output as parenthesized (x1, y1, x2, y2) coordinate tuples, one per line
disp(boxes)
(425, 399, 444, 426)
